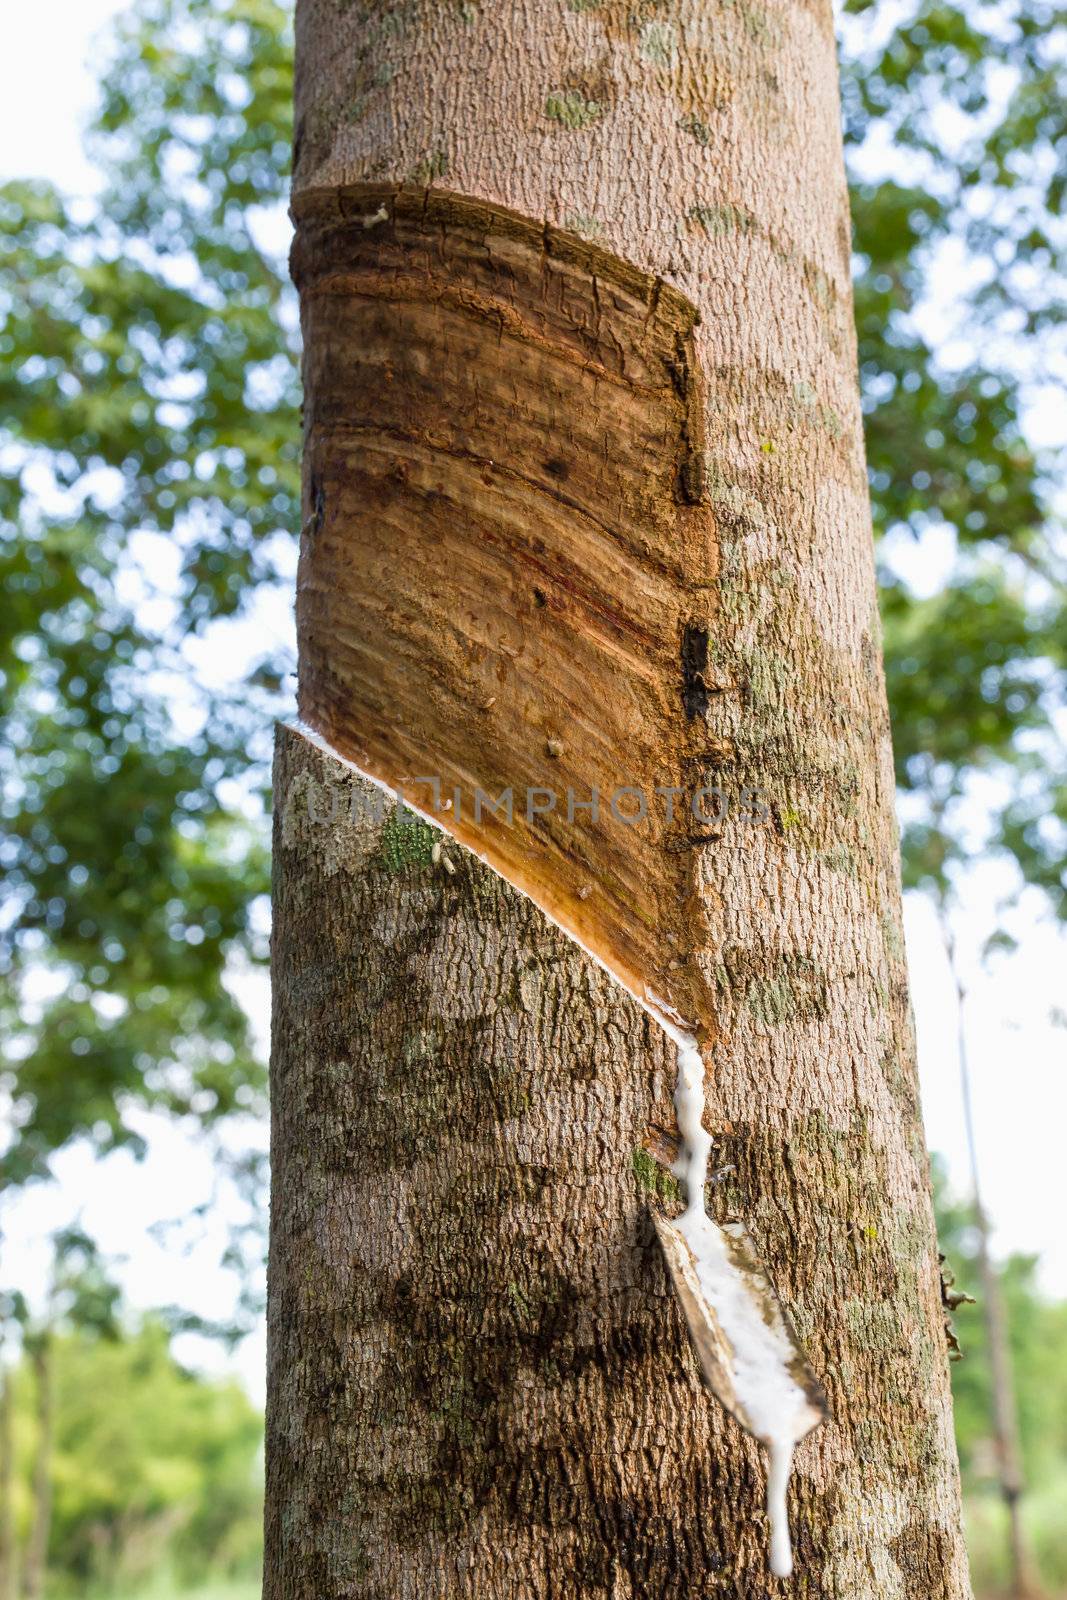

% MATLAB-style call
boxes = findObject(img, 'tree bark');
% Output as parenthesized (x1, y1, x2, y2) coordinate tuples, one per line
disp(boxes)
(266, 2, 972, 1595)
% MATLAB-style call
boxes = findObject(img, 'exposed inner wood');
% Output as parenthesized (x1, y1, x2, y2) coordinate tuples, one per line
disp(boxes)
(293, 182, 719, 1036)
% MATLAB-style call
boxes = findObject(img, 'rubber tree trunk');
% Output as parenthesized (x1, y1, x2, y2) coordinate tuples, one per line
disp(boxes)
(266, 2, 972, 1595)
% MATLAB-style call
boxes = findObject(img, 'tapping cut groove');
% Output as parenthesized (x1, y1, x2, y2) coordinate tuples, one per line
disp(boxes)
(293, 182, 722, 1034)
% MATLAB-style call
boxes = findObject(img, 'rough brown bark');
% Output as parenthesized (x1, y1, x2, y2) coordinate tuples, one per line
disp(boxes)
(266, 2, 972, 1595)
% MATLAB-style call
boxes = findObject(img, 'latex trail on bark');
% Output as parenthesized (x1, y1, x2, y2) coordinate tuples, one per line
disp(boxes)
(662, 1039, 825, 1576)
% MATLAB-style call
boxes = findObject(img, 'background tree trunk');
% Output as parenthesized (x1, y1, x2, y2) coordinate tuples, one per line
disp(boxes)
(20, 1338, 51, 1600)
(0, 1369, 15, 1600)
(943, 914, 1038, 1600)
(266, 1, 973, 1594)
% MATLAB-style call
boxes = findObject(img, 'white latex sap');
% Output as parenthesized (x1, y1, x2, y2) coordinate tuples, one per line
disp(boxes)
(668, 1027, 810, 1578)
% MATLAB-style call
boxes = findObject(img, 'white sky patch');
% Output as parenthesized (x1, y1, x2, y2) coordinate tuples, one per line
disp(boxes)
(0, 0, 127, 192)
(907, 880, 1067, 1295)
(0, 1111, 269, 1400)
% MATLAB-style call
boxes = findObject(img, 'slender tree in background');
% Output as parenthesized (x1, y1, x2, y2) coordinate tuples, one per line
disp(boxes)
(0, 1370, 14, 1600)
(941, 910, 1039, 1600)
(18, 1335, 50, 1600)
(0, 1295, 27, 1600)
(266, 2, 972, 1593)
(15, 1234, 119, 1600)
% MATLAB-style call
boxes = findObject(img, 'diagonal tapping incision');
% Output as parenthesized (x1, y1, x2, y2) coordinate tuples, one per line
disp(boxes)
(292, 181, 718, 1037)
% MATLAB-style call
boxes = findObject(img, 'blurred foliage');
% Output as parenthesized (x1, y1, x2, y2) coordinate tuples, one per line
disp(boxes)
(842, 0, 1067, 910)
(4, 1318, 262, 1597)
(33, 1226, 122, 1345)
(0, 0, 296, 1198)
(934, 1158, 1067, 1591)
(0, 0, 1063, 1261)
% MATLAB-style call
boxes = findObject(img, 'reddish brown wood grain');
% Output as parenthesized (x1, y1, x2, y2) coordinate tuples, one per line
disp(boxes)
(294, 184, 720, 1031)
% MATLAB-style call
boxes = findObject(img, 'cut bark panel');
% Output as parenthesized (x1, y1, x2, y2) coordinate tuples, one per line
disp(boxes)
(293, 182, 719, 1034)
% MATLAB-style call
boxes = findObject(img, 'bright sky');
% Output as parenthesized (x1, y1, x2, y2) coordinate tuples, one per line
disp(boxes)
(2, 2, 1065, 1408)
